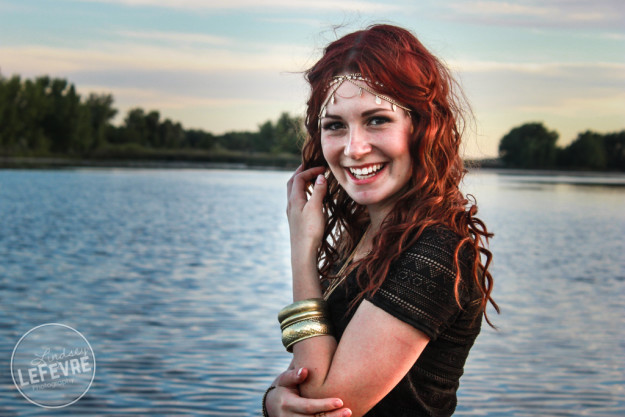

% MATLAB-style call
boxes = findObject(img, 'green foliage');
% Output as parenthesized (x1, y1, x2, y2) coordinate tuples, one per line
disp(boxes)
(183, 129, 215, 149)
(85, 93, 117, 151)
(273, 112, 304, 154)
(603, 131, 625, 171)
(558, 131, 606, 170)
(2, 73, 622, 171)
(257, 120, 275, 152)
(499, 122, 625, 171)
(499, 122, 559, 169)
(212, 112, 303, 154)
(0, 74, 117, 156)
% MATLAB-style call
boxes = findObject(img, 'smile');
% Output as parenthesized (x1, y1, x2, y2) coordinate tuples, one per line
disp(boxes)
(347, 163, 385, 180)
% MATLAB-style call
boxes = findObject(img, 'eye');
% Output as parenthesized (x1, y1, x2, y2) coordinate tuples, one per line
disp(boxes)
(368, 116, 391, 126)
(321, 121, 345, 131)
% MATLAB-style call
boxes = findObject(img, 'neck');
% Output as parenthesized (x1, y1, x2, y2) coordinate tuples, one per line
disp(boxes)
(351, 205, 388, 261)
(366, 200, 395, 234)
(365, 182, 411, 234)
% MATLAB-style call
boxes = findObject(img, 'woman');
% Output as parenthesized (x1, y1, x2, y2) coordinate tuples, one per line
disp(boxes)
(263, 24, 498, 417)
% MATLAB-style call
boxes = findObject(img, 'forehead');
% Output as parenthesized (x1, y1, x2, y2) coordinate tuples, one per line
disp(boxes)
(323, 80, 394, 113)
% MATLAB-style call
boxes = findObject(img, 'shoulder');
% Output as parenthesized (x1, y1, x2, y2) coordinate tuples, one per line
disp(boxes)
(399, 225, 464, 272)
(368, 225, 470, 340)
(409, 225, 461, 250)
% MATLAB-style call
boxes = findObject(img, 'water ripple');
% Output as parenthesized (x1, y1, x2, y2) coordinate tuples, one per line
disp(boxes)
(0, 168, 623, 416)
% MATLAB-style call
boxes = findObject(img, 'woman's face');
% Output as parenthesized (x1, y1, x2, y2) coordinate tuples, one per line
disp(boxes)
(320, 80, 413, 213)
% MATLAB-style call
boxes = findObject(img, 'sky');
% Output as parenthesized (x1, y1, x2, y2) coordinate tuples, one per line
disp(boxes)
(1, 0, 623, 158)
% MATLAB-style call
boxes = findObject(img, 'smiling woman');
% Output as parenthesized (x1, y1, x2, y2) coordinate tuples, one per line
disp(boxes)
(263, 24, 498, 417)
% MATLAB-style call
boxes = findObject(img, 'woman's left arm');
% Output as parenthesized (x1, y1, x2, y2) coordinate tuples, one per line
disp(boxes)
(286, 167, 430, 417)
(292, 299, 430, 417)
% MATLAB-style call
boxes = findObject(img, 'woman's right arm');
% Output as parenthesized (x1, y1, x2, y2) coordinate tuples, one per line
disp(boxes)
(265, 367, 351, 417)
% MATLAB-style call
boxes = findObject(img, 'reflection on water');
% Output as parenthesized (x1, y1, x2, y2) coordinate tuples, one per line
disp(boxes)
(0, 168, 623, 416)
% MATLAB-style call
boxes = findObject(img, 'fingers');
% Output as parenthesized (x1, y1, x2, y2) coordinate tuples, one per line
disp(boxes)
(288, 166, 326, 206)
(271, 368, 351, 417)
(307, 174, 327, 210)
(276, 367, 308, 388)
(287, 164, 304, 198)
(288, 395, 351, 417)
(313, 409, 352, 417)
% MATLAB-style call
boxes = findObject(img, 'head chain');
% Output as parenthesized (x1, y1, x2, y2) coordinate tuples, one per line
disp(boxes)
(318, 73, 411, 125)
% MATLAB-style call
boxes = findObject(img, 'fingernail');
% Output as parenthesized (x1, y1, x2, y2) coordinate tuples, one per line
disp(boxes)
(297, 368, 303, 377)
(342, 410, 352, 417)
(316, 175, 325, 184)
(333, 399, 343, 408)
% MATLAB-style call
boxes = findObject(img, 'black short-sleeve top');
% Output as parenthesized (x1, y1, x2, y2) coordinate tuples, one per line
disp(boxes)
(325, 226, 483, 417)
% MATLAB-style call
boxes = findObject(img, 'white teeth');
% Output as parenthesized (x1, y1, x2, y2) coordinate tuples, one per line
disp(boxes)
(348, 164, 384, 179)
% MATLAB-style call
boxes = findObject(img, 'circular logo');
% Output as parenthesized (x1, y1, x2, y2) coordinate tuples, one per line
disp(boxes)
(11, 323, 96, 408)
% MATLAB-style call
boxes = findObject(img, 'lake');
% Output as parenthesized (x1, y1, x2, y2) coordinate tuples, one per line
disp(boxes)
(0, 168, 623, 416)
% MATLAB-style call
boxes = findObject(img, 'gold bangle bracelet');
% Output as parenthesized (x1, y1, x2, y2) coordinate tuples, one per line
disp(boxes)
(281, 317, 333, 353)
(278, 298, 327, 324)
(279, 310, 325, 330)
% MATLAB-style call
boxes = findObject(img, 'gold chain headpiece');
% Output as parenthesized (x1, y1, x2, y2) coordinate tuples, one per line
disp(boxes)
(318, 73, 410, 124)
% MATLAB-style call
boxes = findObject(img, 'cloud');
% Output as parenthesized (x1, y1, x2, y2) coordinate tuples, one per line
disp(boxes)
(516, 92, 625, 117)
(0, 40, 312, 75)
(450, 1, 552, 17)
(115, 30, 233, 46)
(74, 0, 398, 12)
(444, 0, 625, 29)
(450, 60, 625, 75)
(80, 84, 261, 109)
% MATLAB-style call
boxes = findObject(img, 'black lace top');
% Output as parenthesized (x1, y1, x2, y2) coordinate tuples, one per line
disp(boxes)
(325, 226, 483, 417)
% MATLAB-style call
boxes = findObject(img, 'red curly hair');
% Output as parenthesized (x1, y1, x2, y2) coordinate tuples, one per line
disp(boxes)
(301, 24, 499, 326)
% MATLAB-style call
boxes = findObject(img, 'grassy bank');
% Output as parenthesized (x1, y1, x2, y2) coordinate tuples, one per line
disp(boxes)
(0, 147, 302, 170)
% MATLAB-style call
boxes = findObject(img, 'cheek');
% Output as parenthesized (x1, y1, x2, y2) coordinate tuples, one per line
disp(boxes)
(321, 139, 339, 164)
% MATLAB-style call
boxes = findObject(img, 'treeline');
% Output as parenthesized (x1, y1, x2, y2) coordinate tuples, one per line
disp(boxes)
(2, 74, 624, 171)
(499, 122, 625, 171)
(0, 74, 303, 160)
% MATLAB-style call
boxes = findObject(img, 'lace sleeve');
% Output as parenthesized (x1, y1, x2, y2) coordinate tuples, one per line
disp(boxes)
(367, 227, 469, 341)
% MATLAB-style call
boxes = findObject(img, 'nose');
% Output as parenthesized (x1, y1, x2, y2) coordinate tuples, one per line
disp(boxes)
(344, 126, 371, 159)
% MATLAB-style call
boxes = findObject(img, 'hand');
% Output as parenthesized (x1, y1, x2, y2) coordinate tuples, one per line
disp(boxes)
(286, 165, 328, 258)
(265, 368, 351, 417)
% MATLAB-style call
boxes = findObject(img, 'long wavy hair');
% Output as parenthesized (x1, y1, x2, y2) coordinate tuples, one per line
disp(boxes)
(301, 24, 499, 326)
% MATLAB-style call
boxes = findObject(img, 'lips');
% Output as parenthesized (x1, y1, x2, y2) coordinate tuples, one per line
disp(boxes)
(347, 163, 385, 180)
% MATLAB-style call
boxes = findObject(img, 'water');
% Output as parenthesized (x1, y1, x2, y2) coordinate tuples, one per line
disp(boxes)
(0, 168, 623, 416)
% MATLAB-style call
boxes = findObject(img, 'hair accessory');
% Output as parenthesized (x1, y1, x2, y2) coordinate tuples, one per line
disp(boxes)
(318, 73, 410, 125)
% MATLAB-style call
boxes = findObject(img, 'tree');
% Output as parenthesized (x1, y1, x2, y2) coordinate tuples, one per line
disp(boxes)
(603, 131, 625, 171)
(158, 119, 184, 148)
(145, 110, 160, 147)
(499, 122, 559, 169)
(558, 131, 607, 170)
(43, 78, 84, 153)
(184, 129, 215, 149)
(273, 112, 303, 154)
(257, 120, 275, 153)
(85, 93, 117, 150)
(0, 75, 47, 153)
(123, 108, 148, 145)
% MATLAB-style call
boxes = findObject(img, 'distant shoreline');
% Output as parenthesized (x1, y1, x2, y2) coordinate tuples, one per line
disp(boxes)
(0, 155, 300, 171)
(2, 157, 624, 185)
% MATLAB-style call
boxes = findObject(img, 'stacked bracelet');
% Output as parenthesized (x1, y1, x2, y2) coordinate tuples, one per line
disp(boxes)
(278, 298, 334, 352)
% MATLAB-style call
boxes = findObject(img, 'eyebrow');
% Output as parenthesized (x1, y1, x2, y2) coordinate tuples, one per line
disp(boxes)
(323, 108, 392, 120)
